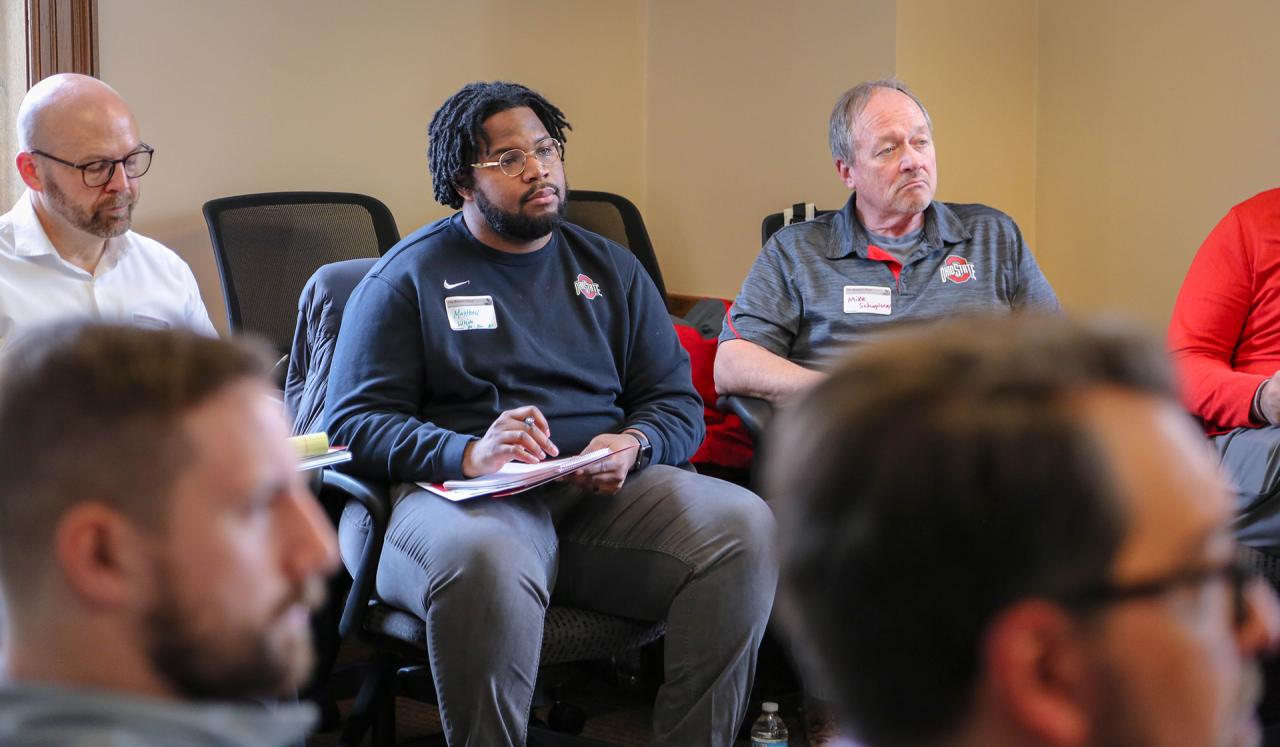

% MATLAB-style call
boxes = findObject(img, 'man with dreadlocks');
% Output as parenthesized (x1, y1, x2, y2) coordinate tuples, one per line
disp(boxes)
(324, 81, 776, 746)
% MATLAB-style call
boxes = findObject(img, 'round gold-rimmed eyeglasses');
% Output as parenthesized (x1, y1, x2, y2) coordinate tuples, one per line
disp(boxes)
(471, 139, 563, 178)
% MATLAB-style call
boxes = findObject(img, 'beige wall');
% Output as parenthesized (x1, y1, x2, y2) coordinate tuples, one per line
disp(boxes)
(895, 0, 1037, 246)
(645, 0, 1041, 300)
(1036, 0, 1280, 328)
(92, 1, 1280, 330)
(99, 0, 646, 333)
(644, 0, 895, 299)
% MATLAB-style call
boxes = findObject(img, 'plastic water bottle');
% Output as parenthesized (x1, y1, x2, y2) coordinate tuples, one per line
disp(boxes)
(750, 701, 789, 746)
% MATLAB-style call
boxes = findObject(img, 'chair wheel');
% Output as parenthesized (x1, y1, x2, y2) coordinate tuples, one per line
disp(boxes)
(547, 702, 586, 734)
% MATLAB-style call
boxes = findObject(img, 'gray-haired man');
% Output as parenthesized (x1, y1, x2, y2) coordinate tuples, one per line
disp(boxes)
(716, 79, 1059, 405)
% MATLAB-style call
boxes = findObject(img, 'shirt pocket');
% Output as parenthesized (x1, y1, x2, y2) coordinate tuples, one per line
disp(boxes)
(131, 312, 173, 330)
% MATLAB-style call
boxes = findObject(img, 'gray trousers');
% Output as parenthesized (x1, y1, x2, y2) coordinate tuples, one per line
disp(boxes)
(338, 465, 777, 747)
(1214, 426, 1280, 553)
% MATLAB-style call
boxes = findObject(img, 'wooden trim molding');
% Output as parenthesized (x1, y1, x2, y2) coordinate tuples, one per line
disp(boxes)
(26, 0, 98, 87)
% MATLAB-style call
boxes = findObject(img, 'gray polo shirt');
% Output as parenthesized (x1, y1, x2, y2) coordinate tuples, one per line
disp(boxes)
(720, 195, 1060, 369)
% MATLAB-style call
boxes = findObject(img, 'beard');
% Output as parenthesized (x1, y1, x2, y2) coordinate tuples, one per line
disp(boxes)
(474, 180, 567, 241)
(43, 175, 134, 238)
(143, 568, 326, 700)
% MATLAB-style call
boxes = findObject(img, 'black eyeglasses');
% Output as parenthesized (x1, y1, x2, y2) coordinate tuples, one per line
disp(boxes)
(29, 144, 154, 188)
(1058, 555, 1254, 628)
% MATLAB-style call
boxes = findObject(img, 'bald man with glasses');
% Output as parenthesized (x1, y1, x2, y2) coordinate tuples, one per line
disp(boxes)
(0, 73, 214, 352)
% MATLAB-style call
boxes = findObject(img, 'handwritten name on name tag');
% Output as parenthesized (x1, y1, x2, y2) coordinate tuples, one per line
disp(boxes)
(843, 285, 892, 315)
(445, 295, 498, 331)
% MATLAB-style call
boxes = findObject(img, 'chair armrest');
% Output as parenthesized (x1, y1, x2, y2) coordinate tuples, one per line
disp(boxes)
(271, 354, 289, 390)
(716, 394, 773, 438)
(317, 470, 390, 639)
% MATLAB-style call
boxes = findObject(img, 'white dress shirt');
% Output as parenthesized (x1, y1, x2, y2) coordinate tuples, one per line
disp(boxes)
(0, 190, 217, 351)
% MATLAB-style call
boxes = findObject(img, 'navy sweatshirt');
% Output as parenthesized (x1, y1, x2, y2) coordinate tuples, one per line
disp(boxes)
(324, 213, 703, 484)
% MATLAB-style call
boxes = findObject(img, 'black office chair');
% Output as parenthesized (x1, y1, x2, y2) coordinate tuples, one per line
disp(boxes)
(759, 202, 838, 247)
(718, 203, 838, 439)
(202, 191, 400, 363)
(566, 190, 668, 304)
(289, 259, 667, 746)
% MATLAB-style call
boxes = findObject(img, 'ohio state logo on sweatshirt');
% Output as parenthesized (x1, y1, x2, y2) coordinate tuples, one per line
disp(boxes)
(939, 255, 977, 284)
(574, 274, 603, 299)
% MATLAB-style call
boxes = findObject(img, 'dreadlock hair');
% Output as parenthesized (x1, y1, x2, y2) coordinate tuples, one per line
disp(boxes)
(428, 81, 572, 209)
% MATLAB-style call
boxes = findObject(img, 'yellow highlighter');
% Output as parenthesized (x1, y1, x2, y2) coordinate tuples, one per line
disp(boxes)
(288, 431, 331, 459)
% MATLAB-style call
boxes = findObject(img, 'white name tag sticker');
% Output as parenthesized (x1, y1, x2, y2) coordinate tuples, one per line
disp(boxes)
(445, 295, 498, 331)
(844, 285, 892, 315)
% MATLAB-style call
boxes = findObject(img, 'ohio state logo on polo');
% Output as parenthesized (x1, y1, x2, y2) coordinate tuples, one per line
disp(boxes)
(939, 255, 977, 284)
(574, 273, 603, 299)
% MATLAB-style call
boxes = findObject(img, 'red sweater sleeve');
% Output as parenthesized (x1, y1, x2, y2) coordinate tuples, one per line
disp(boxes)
(1169, 206, 1267, 432)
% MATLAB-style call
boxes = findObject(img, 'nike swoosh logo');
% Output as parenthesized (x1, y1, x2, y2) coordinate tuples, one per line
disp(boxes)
(443, 280, 470, 290)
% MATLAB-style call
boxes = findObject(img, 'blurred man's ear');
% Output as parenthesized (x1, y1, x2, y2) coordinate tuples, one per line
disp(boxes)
(54, 503, 156, 612)
(982, 599, 1096, 747)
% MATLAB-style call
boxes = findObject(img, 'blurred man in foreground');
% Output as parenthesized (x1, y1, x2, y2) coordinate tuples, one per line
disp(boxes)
(770, 315, 1280, 747)
(0, 323, 338, 746)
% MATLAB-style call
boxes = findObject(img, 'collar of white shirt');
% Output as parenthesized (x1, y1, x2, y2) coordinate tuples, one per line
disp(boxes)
(8, 189, 125, 276)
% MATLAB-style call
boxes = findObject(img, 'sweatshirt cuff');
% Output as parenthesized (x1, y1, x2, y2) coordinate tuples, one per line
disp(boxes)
(438, 432, 478, 482)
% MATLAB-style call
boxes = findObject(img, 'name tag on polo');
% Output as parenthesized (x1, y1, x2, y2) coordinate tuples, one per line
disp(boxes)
(445, 295, 498, 331)
(844, 285, 892, 315)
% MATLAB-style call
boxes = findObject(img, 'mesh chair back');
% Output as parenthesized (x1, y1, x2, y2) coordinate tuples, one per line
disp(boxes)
(761, 202, 837, 245)
(203, 191, 399, 355)
(566, 190, 668, 302)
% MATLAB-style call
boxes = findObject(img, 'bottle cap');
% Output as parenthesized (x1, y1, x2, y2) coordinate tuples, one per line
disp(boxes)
(762, 701, 778, 713)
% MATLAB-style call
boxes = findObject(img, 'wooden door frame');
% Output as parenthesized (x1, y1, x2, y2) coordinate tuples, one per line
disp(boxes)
(26, 0, 98, 87)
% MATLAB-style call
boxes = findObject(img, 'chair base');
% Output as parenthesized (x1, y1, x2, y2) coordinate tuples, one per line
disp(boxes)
(336, 656, 644, 746)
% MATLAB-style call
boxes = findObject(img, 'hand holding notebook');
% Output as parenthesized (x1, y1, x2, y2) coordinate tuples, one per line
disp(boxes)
(420, 444, 637, 501)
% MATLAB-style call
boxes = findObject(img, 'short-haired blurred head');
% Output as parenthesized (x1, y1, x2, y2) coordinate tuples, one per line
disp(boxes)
(0, 322, 272, 589)
(0, 323, 338, 700)
(766, 315, 1175, 746)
